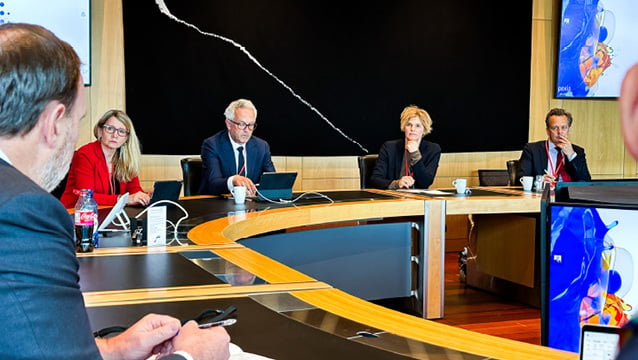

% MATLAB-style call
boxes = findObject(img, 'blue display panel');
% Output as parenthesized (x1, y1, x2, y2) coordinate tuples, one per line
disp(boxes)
(556, 0, 638, 98)
(547, 204, 637, 352)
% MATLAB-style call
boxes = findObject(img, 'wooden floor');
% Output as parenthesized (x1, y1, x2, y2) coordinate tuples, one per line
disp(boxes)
(432, 252, 541, 345)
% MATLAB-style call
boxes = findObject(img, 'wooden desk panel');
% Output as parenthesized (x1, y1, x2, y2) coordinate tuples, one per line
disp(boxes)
(293, 288, 576, 360)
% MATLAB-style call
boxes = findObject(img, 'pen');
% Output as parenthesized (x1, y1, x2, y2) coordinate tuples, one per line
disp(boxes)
(198, 318, 237, 329)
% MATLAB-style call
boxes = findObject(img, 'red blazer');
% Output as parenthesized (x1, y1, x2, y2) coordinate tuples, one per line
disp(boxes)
(60, 141, 144, 208)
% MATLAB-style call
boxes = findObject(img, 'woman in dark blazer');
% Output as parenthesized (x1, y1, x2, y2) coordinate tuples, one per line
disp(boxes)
(370, 105, 441, 190)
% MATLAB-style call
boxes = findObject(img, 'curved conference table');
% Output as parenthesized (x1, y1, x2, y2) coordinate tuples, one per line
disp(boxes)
(80, 188, 576, 360)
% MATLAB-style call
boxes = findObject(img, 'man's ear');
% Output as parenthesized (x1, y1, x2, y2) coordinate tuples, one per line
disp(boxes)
(39, 101, 67, 148)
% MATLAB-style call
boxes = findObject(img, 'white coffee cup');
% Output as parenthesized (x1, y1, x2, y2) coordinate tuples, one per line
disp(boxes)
(520, 176, 534, 191)
(452, 178, 467, 194)
(231, 186, 247, 204)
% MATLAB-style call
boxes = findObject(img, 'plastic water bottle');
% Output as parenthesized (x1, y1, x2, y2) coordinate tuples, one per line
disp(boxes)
(74, 189, 98, 252)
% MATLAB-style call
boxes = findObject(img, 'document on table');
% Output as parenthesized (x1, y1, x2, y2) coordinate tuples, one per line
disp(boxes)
(396, 189, 454, 196)
(229, 343, 275, 359)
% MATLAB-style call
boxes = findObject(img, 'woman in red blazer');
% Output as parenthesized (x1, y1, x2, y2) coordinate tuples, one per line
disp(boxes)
(60, 110, 150, 207)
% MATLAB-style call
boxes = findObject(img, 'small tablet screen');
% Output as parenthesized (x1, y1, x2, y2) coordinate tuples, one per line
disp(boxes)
(580, 324, 621, 360)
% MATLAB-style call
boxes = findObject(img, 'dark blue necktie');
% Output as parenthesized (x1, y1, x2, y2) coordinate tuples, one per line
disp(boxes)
(236, 146, 245, 176)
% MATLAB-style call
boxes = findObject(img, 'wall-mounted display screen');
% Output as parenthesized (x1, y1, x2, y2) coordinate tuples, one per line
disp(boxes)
(555, 0, 638, 98)
(0, 0, 91, 86)
(545, 203, 637, 352)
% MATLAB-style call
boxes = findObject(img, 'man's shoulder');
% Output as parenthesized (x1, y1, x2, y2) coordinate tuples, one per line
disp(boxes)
(0, 161, 45, 204)
(247, 135, 270, 147)
(202, 130, 229, 145)
(524, 140, 545, 149)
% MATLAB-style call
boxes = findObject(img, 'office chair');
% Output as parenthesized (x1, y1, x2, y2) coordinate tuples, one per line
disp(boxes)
(477, 169, 510, 186)
(180, 157, 203, 196)
(357, 154, 379, 189)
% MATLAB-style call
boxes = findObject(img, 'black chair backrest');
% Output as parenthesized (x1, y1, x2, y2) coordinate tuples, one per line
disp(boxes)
(357, 154, 379, 189)
(180, 157, 203, 196)
(478, 169, 510, 186)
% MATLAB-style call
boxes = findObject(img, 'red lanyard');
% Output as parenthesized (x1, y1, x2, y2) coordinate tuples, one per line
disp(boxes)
(545, 140, 564, 178)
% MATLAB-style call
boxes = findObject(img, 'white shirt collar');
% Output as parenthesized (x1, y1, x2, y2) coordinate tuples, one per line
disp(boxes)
(0, 147, 12, 165)
(227, 133, 245, 151)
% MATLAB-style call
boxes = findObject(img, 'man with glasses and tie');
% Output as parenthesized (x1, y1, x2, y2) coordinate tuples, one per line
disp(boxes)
(200, 99, 275, 195)
(517, 108, 592, 185)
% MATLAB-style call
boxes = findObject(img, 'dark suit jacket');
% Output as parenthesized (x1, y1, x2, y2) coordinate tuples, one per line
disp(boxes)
(200, 130, 276, 195)
(0, 159, 189, 360)
(369, 138, 441, 189)
(0, 159, 102, 358)
(517, 140, 591, 182)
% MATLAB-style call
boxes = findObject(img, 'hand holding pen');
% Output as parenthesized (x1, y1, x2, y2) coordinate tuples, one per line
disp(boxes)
(170, 319, 233, 360)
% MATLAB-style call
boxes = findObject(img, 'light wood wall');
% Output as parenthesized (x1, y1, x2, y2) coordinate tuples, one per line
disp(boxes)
(85, 0, 636, 193)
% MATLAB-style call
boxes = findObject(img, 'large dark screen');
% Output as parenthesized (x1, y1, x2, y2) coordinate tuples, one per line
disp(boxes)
(123, 1, 532, 156)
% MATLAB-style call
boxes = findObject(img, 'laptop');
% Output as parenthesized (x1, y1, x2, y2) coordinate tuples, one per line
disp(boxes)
(148, 180, 182, 205)
(255, 172, 297, 201)
(129, 180, 183, 207)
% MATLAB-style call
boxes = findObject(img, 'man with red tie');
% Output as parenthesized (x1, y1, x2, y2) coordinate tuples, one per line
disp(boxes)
(517, 108, 592, 184)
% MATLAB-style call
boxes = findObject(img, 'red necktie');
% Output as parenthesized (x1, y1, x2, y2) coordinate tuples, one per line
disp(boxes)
(556, 150, 571, 182)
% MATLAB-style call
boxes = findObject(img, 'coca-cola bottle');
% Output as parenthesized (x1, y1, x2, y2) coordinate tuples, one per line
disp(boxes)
(74, 189, 98, 253)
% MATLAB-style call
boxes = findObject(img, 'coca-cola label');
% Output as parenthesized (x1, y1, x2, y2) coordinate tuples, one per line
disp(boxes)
(75, 210, 95, 226)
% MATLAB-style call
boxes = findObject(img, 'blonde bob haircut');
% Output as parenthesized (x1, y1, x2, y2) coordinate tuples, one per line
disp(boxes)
(93, 109, 142, 183)
(399, 105, 433, 136)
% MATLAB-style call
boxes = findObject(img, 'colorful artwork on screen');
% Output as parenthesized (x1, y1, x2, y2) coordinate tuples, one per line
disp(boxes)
(548, 205, 637, 352)
(556, 0, 638, 98)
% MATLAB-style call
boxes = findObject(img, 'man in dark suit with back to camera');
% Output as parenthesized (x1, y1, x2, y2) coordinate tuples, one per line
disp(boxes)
(517, 108, 591, 184)
(200, 99, 275, 196)
(0, 23, 230, 359)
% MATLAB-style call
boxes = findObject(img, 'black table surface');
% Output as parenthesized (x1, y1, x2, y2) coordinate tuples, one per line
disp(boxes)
(87, 297, 415, 360)
(78, 252, 225, 292)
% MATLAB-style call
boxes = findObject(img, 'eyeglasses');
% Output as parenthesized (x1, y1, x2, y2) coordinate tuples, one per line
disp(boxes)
(102, 124, 130, 137)
(228, 119, 257, 131)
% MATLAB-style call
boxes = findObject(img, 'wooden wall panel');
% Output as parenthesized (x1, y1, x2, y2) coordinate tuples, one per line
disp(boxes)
(565, 100, 623, 176)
